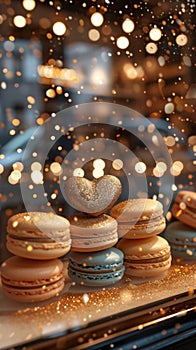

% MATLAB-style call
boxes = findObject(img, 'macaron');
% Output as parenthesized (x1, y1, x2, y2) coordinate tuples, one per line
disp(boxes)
(64, 175, 122, 216)
(117, 236, 171, 281)
(68, 247, 125, 287)
(164, 221, 196, 261)
(171, 190, 196, 229)
(68, 213, 118, 252)
(1, 256, 65, 302)
(6, 212, 71, 259)
(110, 198, 166, 239)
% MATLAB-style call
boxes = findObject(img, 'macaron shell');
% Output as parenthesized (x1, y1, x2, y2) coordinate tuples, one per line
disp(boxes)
(118, 217, 166, 239)
(117, 236, 171, 259)
(1, 256, 65, 302)
(171, 203, 196, 229)
(110, 199, 163, 222)
(6, 212, 71, 259)
(69, 247, 124, 267)
(2, 278, 64, 303)
(1, 256, 64, 280)
(68, 265, 125, 287)
(164, 221, 196, 241)
(69, 214, 118, 251)
(7, 212, 70, 240)
(174, 190, 196, 209)
(124, 257, 171, 278)
(164, 221, 196, 260)
(71, 236, 118, 252)
(6, 238, 71, 259)
(69, 213, 117, 233)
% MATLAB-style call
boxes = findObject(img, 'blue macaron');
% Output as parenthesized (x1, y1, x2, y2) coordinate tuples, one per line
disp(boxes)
(164, 221, 196, 261)
(68, 247, 125, 286)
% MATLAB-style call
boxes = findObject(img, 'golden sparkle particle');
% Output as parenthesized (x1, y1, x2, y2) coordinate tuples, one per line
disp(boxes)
(12, 220, 19, 228)
(27, 245, 33, 252)
(176, 209, 182, 217)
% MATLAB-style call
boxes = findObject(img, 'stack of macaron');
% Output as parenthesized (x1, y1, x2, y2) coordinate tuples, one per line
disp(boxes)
(110, 198, 172, 282)
(0, 212, 71, 302)
(164, 190, 196, 261)
(64, 175, 125, 286)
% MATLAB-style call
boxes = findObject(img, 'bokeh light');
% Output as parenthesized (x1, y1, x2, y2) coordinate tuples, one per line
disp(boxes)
(13, 162, 24, 171)
(13, 15, 26, 28)
(31, 171, 43, 184)
(176, 34, 188, 46)
(170, 161, 184, 176)
(122, 18, 135, 33)
(145, 42, 158, 54)
(90, 12, 104, 27)
(31, 162, 42, 171)
(53, 22, 67, 36)
(112, 159, 123, 170)
(22, 0, 36, 11)
(93, 159, 105, 170)
(50, 162, 62, 176)
(92, 168, 104, 179)
(135, 162, 146, 174)
(165, 102, 174, 114)
(149, 27, 162, 41)
(88, 29, 100, 41)
(73, 168, 85, 177)
(0, 164, 4, 174)
(116, 36, 129, 49)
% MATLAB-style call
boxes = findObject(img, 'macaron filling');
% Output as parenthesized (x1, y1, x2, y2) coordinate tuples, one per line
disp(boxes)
(69, 259, 123, 272)
(7, 236, 71, 252)
(124, 252, 171, 265)
(118, 214, 164, 225)
(68, 266, 125, 281)
(71, 232, 118, 248)
(1, 271, 64, 288)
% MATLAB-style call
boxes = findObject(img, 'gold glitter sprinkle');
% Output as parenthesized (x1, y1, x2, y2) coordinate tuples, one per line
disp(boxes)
(188, 288, 194, 296)
(179, 202, 186, 210)
(26, 333, 33, 340)
(162, 330, 167, 335)
(82, 293, 89, 305)
(166, 211, 172, 221)
(160, 308, 166, 315)
(78, 337, 84, 344)
(138, 324, 143, 330)
(186, 249, 193, 256)
(34, 215, 40, 222)
(12, 220, 18, 228)
(9, 332, 15, 338)
(176, 209, 182, 217)
(27, 245, 33, 252)
(175, 323, 181, 329)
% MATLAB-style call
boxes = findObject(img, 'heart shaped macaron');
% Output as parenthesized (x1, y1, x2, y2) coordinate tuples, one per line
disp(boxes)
(64, 175, 122, 216)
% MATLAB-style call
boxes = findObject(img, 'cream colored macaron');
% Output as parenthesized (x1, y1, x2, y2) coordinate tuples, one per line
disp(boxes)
(68, 213, 118, 252)
(6, 212, 71, 259)
(110, 198, 166, 239)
